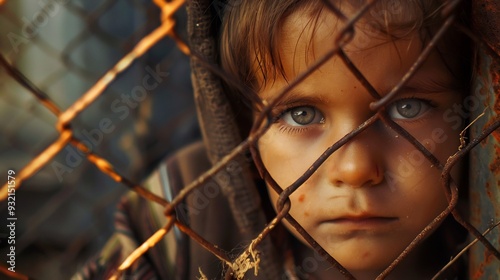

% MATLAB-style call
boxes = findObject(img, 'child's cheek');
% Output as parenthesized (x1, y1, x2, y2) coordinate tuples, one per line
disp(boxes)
(389, 117, 464, 196)
(258, 129, 326, 189)
(418, 116, 463, 169)
(404, 113, 462, 162)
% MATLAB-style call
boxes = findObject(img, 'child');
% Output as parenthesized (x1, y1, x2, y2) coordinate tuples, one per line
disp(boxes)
(76, 0, 472, 279)
(220, 0, 471, 279)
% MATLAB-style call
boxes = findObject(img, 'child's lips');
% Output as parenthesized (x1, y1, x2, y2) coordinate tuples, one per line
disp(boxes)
(323, 215, 399, 230)
(332, 216, 398, 223)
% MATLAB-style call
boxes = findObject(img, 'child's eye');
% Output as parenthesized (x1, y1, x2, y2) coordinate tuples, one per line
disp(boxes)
(387, 98, 431, 120)
(280, 106, 325, 126)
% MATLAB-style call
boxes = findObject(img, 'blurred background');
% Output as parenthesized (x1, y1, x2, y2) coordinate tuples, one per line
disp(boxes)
(0, 1, 199, 278)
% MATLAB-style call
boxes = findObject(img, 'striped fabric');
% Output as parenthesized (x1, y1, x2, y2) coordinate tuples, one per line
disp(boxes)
(73, 150, 189, 280)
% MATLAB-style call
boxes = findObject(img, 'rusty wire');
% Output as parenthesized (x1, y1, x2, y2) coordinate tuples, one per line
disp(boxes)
(1, 0, 500, 279)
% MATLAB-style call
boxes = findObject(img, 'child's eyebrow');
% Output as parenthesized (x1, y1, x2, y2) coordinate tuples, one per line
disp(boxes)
(396, 85, 458, 95)
(401, 75, 465, 93)
(268, 88, 331, 107)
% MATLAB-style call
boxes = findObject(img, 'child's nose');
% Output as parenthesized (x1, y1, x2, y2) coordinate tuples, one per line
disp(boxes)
(326, 130, 384, 188)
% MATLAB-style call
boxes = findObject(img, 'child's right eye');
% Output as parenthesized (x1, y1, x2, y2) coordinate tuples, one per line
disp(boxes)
(280, 106, 325, 127)
(387, 98, 433, 121)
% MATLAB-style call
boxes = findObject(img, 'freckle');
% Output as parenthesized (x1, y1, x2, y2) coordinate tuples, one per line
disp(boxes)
(304, 211, 310, 217)
(298, 194, 306, 202)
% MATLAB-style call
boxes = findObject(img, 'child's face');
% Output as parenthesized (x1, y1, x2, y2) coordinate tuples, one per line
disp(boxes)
(257, 10, 464, 275)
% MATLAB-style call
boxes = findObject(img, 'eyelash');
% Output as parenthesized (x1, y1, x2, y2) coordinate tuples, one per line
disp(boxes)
(277, 124, 310, 135)
(273, 105, 322, 135)
(397, 96, 434, 106)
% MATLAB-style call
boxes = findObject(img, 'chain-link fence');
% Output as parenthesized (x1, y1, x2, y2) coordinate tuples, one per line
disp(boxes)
(1, 0, 499, 279)
(0, 0, 196, 278)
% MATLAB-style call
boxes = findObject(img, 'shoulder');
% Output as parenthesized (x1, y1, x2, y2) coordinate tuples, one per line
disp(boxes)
(74, 142, 212, 280)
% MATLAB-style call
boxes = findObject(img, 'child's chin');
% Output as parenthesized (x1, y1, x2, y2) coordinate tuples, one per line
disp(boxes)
(322, 240, 403, 272)
(338, 258, 392, 275)
(333, 254, 393, 273)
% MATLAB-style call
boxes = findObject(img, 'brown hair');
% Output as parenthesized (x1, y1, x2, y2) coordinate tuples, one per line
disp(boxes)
(219, 0, 471, 122)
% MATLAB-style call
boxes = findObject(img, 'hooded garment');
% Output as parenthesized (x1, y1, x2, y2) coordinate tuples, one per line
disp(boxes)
(73, 1, 285, 279)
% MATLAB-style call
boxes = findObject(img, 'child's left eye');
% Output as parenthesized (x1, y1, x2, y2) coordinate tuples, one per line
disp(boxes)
(387, 98, 431, 120)
(280, 106, 325, 126)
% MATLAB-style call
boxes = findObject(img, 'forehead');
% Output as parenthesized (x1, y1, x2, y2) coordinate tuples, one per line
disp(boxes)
(279, 7, 419, 67)
(258, 7, 459, 99)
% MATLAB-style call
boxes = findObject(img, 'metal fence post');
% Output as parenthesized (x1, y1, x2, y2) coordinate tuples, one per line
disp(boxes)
(470, 1, 500, 278)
